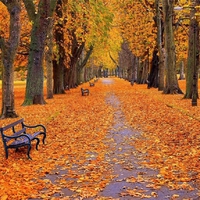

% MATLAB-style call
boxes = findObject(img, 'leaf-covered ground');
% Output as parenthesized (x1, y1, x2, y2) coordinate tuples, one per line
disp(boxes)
(0, 78, 200, 199)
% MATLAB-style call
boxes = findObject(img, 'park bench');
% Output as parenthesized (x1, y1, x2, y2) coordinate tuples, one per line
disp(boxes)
(0, 118, 46, 159)
(89, 82, 95, 87)
(81, 88, 89, 96)
(130, 80, 134, 86)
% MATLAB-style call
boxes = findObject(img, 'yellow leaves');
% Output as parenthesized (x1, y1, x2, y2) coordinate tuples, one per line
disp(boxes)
(117, 78, 200, 192)
(171, 194, 180, 199)
(178, 0, 190, 5)
(43, 179, 52, 184)
(0, 80, 115, 199)
(1, 78, 200, 199)
(118, 0, 156, 57)
(120, 188, 151, 198)
(0, 194, 8, 200)
(89, 25, 122, 69)
(151, 192, 158, 197)
(126, 176, 137, 183)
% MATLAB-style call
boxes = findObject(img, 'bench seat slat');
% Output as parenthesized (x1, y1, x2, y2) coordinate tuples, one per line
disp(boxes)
(9, 137, 29, 147)
(4, 128, 26, 142)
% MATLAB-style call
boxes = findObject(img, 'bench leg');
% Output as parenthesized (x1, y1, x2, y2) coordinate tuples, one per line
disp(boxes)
(27, 144, 32, 160)
(41, 132, 46, 144)
(5, 148, 9, 159)
(33, 138, 40, 150)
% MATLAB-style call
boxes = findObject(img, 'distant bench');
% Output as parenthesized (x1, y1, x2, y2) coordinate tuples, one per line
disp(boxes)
(81, 88, 89, 96)
(0, 118, 46, 159)
(89, 82, 95, 87)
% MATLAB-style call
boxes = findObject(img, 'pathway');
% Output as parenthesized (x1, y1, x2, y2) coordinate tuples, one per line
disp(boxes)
(32, 78, 199, 200)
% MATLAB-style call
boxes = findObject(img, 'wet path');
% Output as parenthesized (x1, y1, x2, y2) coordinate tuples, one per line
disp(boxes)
(33, 78, 199, 199)
(98, 92, 154, 199)
(97, 79, 198, 199)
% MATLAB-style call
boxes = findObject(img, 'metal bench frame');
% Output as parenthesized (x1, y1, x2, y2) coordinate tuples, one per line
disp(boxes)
(81, 88, 89, 96)
(0, 118, 46, 159)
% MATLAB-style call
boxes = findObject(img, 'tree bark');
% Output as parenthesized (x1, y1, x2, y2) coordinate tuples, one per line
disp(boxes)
(179, 60, 185, 80)
(65, 31, 85, 88)
(184, 0, 199, 101)
(22, 0, 57, 105)
(77, 46, 93, 84)
(45, 18, 54, 99)
(148, 48, 159, 88)
(118, 41, 137, 81)
(162, 0, 183, 94)
(155, 0, 165, 91)
(0, 1, 21, 118)
(53, 0, 65, 94)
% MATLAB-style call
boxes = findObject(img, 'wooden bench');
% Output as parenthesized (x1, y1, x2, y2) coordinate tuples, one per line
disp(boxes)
(89, 82, 95, 87)
(0, 118, 46, 159)
(81, 88, 89, 96)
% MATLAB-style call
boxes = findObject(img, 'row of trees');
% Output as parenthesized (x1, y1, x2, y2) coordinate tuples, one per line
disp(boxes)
(0, 0, 199, 119)
(0, 0, 118, 118)
(118, 0, 199, 100)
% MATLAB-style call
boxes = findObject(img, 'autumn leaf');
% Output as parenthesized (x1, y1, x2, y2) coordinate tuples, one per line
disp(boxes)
(0, 78, 200, 199)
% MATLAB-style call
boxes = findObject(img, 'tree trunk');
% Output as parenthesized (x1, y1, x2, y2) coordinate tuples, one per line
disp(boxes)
(68, 62, 77, 88)
(155, 0, 165, 91)
(0, 1, 21, 118)
(53, 0, 65, 94)
(46, 18, 54, 99)
(148, 48, 159, 88)
(184, 1, 199, 101)
(53, 60, 65, 94)
(76, 46, 93, 84)
(118, 41, 137, 81)
(179, 60, 185, 80)
(22, 0, 57, 105)
(162, 0, 183, 94)
(65, 31, 85, 88)
(137, 59, 148, 84)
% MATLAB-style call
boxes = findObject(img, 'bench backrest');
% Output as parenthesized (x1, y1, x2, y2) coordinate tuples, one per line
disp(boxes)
(0, 119, 25, 141)
(81, 88, 89, 92)
(1, 118, 24, 132)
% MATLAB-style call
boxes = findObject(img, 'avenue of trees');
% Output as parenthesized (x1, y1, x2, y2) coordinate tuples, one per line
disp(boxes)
(0, 0, 199, 118)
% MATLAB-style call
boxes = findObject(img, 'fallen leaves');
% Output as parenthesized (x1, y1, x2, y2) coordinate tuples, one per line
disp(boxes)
(0, 78, 200, 199)
(120, 188, 151, 198)
(118, 79, 200, 192)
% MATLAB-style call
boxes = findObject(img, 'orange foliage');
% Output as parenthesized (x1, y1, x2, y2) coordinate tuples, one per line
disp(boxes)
(118, 0, 156, 60)
(0, 2, 31, 69)
(0, 78, 200, 199)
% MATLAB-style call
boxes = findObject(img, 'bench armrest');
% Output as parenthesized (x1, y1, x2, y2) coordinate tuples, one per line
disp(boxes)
(22, 123, 46, 144)
(22, 123, 46, 133)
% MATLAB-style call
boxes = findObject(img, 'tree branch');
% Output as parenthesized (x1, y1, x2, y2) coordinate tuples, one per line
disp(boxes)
(22, 0, 36, 21)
